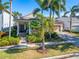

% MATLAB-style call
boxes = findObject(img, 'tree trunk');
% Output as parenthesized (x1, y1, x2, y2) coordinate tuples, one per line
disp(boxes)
(41, 9, 46, 51)
(58, 0, 61, 18)
(9, 0, 12, 38)
(53, 9, 54, 18)
(70, 16, 72, 32)
(1, 10, 3, 32)
(49, 7, 52, 39)
(29, 21, 31, 35)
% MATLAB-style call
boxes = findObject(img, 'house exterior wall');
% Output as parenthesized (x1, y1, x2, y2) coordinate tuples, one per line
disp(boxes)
(56, 17, 79, 32)
(3, 10, 14, 28)
(0, 10, 14, 31)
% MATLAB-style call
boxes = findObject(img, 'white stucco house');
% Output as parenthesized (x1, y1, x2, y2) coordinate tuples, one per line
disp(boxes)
(56, 16, 79, 32)
(0, 10, 14, 31)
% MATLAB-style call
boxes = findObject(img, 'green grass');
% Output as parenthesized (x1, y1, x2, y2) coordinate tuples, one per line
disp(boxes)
(71, 32, 79, 37)
(0, 45, 79, 59)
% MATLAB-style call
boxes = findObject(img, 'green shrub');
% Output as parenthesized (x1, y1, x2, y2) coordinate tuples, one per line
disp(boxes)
(0, 37, 20, 46)
(0, 40, 9, 46)
(44, 32, 50, 40)
(27, 35, 42, 43)
(45, 32, 64, 42)
(11, 26, 17, 37)
(51, 32, 59, 39)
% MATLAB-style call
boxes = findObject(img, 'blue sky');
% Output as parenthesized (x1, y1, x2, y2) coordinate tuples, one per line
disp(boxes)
(2, 0, 79, 16)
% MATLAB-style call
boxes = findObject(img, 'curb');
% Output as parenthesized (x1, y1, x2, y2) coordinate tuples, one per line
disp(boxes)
(40, 53, 79, 59)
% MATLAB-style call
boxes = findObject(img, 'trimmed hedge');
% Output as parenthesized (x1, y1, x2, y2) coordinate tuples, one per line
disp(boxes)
(0, 37, 20, 46)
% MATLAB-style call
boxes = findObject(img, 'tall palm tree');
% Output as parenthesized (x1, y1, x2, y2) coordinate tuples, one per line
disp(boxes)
(9, 0, 12, 38)
(35, 0, 47, 51)
(53, 0, 66, 17)
(0, 0, 9, 31)
(45, 0, 66, 38)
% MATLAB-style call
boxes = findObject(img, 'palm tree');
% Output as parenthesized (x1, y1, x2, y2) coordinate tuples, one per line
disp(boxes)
(53, 0, 66, 17)
(9, 0, 12, 38)
(63, 11, 70, 17)
(33, 12, 47, 51)
(44, 0, 66, 39)
(13, 11, 22, 18)
(0, 0, 9, 32)
(35, 0, 48, 51)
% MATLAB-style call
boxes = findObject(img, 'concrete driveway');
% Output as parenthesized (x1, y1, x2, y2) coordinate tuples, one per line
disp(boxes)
(58, 32, 79, 47)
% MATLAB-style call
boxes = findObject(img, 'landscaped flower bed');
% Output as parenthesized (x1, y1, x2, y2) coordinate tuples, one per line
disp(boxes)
(0, 32, 7, 38)
(0, 37, 20, 47)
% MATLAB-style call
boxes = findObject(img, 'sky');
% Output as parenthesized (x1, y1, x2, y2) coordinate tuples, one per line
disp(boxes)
(2, 0, 79, 16)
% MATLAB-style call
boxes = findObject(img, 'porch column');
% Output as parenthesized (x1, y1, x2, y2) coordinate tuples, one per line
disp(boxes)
(24, 24, 26, 30)
(24, 24, 26, 33)
(29, 21, 31, 34)
(17, 22, 19, 36)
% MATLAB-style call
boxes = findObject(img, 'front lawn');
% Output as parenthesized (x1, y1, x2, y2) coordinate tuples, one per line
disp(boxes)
(70, 32, 79, 37)
(0, 45, 79, 59)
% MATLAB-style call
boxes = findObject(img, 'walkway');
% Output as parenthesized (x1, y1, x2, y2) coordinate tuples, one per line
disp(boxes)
(19, 32, 27, 45)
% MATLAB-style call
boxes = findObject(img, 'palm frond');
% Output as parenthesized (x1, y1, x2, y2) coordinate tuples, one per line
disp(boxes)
(3, 2, 10, 6)
(33, 8, 40, 16)
(4, 6, 9, 9)
(63, 11, 70, 17)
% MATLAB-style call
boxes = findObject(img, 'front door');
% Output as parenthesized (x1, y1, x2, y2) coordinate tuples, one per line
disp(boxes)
(19, 24, 25, 32)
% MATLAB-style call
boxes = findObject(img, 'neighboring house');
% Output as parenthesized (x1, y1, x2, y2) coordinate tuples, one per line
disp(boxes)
(54, 20, 63, 32)
(0, 10, 14, 31)
(56, 17, 79, 32)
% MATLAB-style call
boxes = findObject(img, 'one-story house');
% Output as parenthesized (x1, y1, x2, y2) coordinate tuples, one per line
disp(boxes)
(15, 12, 63, 36)
(15, 13, 36, 36)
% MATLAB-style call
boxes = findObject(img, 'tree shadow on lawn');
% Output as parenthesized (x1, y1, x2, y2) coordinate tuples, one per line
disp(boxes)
(4, 45, 28, 54)
(45, 43, 75, 52)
